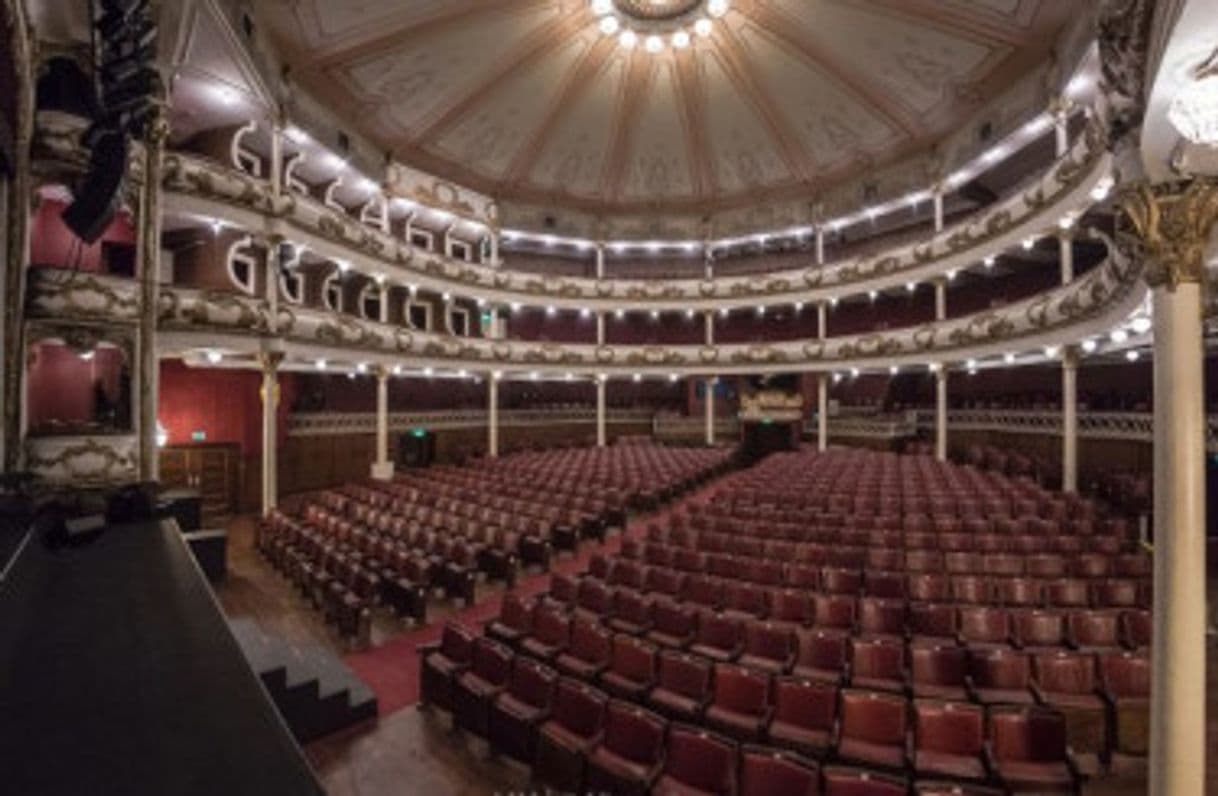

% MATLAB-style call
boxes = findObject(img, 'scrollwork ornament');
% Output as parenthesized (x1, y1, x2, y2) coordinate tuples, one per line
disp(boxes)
(1117, 180, 1218, 290)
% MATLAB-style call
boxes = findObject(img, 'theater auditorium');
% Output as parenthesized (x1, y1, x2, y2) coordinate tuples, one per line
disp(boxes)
(0, 1, 1214, 794)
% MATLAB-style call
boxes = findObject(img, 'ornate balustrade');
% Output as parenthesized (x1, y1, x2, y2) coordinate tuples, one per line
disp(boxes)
(288, 408, 654, 438)
(25, 268, 142, 323)
(154, 239, 1145, 376)
(24, 434, 139, 485)
(149, 117, 1112, 312)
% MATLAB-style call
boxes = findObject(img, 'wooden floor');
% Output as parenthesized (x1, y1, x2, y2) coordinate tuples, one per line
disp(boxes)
(214, 512, 1214, 795)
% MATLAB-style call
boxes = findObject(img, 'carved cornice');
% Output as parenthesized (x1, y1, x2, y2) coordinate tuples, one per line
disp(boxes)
(1117, 179, 1218, 289)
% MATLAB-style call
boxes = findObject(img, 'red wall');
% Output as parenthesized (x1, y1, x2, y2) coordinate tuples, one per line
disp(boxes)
(158, 360, 299, 454)
(30, 198, 135, 272)
(26, 342, 126, 432)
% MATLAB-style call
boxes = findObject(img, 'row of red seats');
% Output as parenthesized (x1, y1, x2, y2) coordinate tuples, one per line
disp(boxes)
(423, 622, 1103, 794)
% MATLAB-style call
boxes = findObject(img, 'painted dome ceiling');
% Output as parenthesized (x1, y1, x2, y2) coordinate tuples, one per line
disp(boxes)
(259, 0, 1077, 216)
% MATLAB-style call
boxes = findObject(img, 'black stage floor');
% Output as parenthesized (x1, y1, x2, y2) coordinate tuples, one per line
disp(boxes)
(0, 519, 323, 795)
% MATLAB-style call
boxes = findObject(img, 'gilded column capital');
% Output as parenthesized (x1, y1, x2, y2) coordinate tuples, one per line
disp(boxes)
(1117, 179, 1218, 290)
(258, 350, 285, 373)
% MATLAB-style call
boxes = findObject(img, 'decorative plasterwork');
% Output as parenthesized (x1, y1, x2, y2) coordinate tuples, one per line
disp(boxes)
(144, 117, 1111, 311)
(24, 434, 139, 486)
(1117, 178, 1218, 288)
(153, 240, 1146, 376)
(287, 408, 655, 437)
(26, 268, 142, 323)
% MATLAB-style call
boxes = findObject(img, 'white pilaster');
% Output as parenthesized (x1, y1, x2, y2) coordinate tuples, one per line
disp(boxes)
(595, 243, 605, 280)
(371, 366, 394, 480)
(935, 367, 948, 462)
(1059, 232, 1074, 284)
(259, 351, 282, 515)
(934, 279, 947, 321)
(815, 227, 825, 266)
(488, 374, 499, 458)
(596, 376, 607, 448)
(817, 373, 828, 452)
(596, 312, 606, 346)
(1061, 346, 1079, 493)
(704, 378, 716, 447)
(933, 188, 945, 233)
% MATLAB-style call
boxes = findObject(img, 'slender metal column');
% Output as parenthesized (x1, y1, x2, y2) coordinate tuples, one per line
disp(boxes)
(259, 351, 283, 515)
(487, 373, 499, 458)
(136, 112, 169, 481)
(1061, 346, 1079, 493)
(370, 365, 394, 480)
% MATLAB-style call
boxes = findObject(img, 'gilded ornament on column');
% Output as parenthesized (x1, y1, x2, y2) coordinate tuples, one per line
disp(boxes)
(1117, 180, 1218, 289)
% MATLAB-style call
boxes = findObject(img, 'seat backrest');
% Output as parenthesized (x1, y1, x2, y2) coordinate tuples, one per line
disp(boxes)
(1013, 609, 1065, 646)
(745, 623, 794, 661)
(698, 610, 744, 650)
(550, 678, 607, 739)
(840, 689, 907, 745)
(471, 637, 513, 685)
(739, 747, 819, 796)
(662, 725, 738, 794)
(611, 634, 657, 682)
(570, 616, 612, 663)
(1034, 652, 1095, 696)
(969, 649, 1030, 690)
(500, 594, 535, 633)
(910, 644, 966, 686)
(508, 656, 557, 709)
(772, 677, 836, 730)
(713, 664, 770, 716)
(813, 594, 857, 630)
(659, 651, 713, 699)
(958, 606, 1009, 643)
(858, 598, 906, 636)
(602, 700, 666, 764)
(990, 706, 1067, 763)
(796, 628, 848, 672)
(914, 700, 984, 756)
(1068, 610, 1121, 647)
(654, 597, 696, 635)
(535, 602, 572, 646)
(820, 766, 907, 795)
(438, 623, 476, 663)
(769, 589, 811, 624)
(1099, 652, 1150, 699)
(850, 637, 905, 679)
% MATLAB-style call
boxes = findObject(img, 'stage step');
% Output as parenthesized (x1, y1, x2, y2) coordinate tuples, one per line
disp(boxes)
(229, 618, 377, 743)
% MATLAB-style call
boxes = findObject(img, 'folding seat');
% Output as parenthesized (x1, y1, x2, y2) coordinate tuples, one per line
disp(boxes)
(708, 553, 740, 579)
(966, 648, 1034, 706)
(608, 588, 655, 636)
(690, 610, 745, 663)
(488, 656, 557, 762)
(742, 557, 785, 587)
(419, 623, 477, 712)
(768, 588, 812, 628)
(549, 572, 579, 607)
(911, 700, 987, 783)
(1120, 609, 1151, 650)
(584, 701, 667, 795)
(1092, 578, 1139, 609)
(865, 571, 906, 600)
(1022, 552, 1067, 578)
(991, 576, 1044, 608)
(486, 593, 535, 648)
(912, 783, 1002, 796)
(647, 650, 713, 722)
(704, 664, 773, 742)
(611, 559, 649, 591)
(534, 679, 608, 791)
(857, 598, 906, 640)
(620, 537, 644, 560)
(681, 574, 725, 611)
(1045, 578, 1090, 609)
(909, 643, 969, 701)
(645, 566, 686, 597)
(849, 637, 907, 694)
(1031, 652, 1106, 773)
(520, 600, 572, 661)
(909, 602, 957, 644)
(674, 548, 708, 573)
(944, 552, 980, 575)
(785, 563, 821, 590)
(739, 746, 820, 796)
(1114, 552, 1151, 578)
(1010, 609, 1068, 652)
(985, 706, 1079, 793)
(822, 765, 908, 795)
(907, 573, 949, 603)
(957, 607, 1012, 649)
(654, 724, 738, 796)
(813, 594, 857, 635)
(822, 567, 864, 595)
(575, 576, 614, 620)
(645, 543, 676, 569)
(739, 622, 797, 674)
(949, 575, 988, 605)
(866, 548, 904, 571)
(453, 637, 514, 737)
(794, 628, 851, 684)
(554, 616, 612, 680)
(1066, 610, 1122, 652)
(836, 689, 910, 772)
(1098, 652, 1150, 768)
(647, 597, 697, 649)
(903, 550, 942, 574)
(600, 634, 658, 701)
(1072, 553, 1110, 579)
(723, 581, 769, 620)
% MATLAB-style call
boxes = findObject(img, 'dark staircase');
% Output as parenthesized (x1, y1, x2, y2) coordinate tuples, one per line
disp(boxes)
(230, 617, 378, 743)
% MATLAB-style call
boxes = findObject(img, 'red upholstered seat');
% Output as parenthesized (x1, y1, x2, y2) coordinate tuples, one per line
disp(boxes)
(849, 637, 907, 694)
(1120, 609, 1151, 650)
(768, 588, 813, 627)
(705, 664, 773, 742)
(654, 724, 738, 796)
(821, 567, 863, 595)
(420, 622, 476, 712)
(957, 606, 1012, 650)
(648, 650, 713, 723)
(647, 596, 697, 649)
(909, 602, 957, 644)
(813, 594, 857, 634)
(488, 656, 557, 762)
(1011, 609, 1067, 652)
(534, 679, 608, 793)
(857, 598, 906, 640)
(821, 766, 909, 795)
(724, 582, 770, 620)
(967, 649, 1034, 706)
(609, 587, 656, 635)
(601, 634, 658, 701)
(986, 706, 1078, 793)
(1031, 651, 1107, 772)
(837, 689, 909, 772)
(554, 615, 612, 680)
(691, 610, 745, 662)
(549, 572, 579, 607)
(520, 600, 571, 661)
(1066, 610, 1123, 652)
(576, 576, 614, 620)
(739, 622, 796, 674)
(453, 637, 514, 737)
(910, 643, 969, 701)
(739, 746, 820, 796)
(907, 574, 950, 603)
(1099, 652, 1150, 763)
(585, 701, 667, 796)
(911, 700, 987, 782)
(767, 676, 838, 760)
(646, 566, 687, 597)
(486, 593, 535, 648)
(794, 628, 850, 684)
(1046, 578, 1091, 609)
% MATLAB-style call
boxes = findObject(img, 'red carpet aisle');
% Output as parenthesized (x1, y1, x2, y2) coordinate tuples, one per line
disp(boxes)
(344, 477, 733, 716)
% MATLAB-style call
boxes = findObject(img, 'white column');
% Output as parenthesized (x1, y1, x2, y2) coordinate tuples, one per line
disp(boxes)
(371, 366, 394, 480)
(596, 243, 605, 280)
(934, 278, 947, 321)
(817, 301, 827, 340)
(379, 283, 390, 324)
(817, 373, 828, 452)
(137, 112, 169, 481)
(933, 188, 945, 233)
(704, 378, 716, 447)
(1059, 231, 1074, 284)
(1054, 101, 1070, 158)
(259, 351, 282, 516)
(269, 123, 284, 199)
(596, 311, 606, 346)
(489, 228, 500, 268)
(488, 374, 499, 458)
(265, 236, 282, 334)
(1061, 346, 1079, 493)
(403, 212, 415, 245)
(935, 366, 948, 462)
(596, 376, 607, 447)
(443, 225, 454, 259)
(815, 226, 825, 266)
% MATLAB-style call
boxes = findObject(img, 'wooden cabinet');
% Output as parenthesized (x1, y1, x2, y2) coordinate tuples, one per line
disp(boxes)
(160, 443, 239, 526)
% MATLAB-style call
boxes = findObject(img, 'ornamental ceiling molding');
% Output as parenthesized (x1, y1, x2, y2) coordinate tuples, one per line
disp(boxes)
(143, 118, 1112, 312)
(152, 242, 1145, 376)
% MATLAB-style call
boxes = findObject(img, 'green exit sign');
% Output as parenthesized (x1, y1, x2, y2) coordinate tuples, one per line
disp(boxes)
(191, 431, 207, 442)
(411, 428, 429, 438)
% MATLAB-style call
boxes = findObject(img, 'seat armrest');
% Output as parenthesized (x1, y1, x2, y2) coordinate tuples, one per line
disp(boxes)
(1064, 745, 1084, 784)
(1029, 681, 1048, 704)
(644, 753, 667, 787)
(417, 641, 442, 657)
(982, 742, 998, 774)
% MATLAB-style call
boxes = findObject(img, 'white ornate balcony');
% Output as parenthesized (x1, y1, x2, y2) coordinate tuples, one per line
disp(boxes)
(25, 268, 142, 324)
(25, 434, 139, 485)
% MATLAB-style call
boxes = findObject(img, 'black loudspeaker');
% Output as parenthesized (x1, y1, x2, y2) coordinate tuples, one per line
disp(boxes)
(43, 512, 107, 549)
(398, 431, 434, 469)
(106, 481, 156, 524)
(62, 128, 128, 243)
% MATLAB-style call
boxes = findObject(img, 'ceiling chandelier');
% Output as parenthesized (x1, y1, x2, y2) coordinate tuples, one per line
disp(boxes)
(590, 0, 730, 53)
